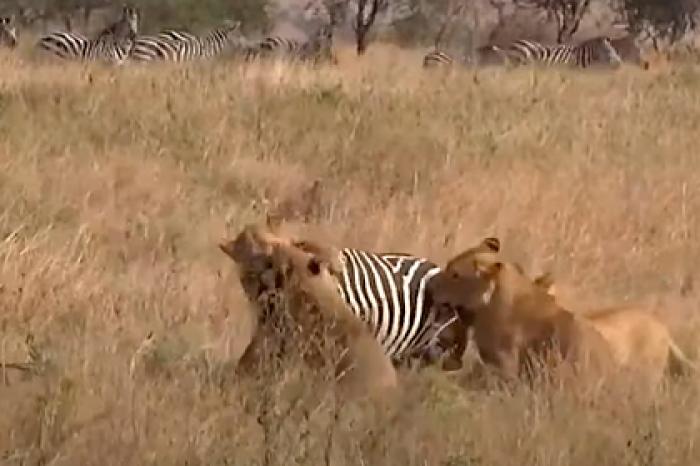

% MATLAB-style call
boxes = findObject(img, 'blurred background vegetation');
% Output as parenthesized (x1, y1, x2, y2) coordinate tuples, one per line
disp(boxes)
(2, 0, 700, 58)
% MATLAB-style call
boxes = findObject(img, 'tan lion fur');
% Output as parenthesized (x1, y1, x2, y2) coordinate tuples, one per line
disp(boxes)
(433, 237, 696, 391)
(219, 220, 397, 398)
(539, 279, 696, 387)
(430, 244, 615, 384)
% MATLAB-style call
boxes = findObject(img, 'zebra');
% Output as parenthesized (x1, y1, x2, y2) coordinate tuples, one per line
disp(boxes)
(496, 36, 622, 69)
(0, 16, 17, 48)
(221, 227, 473, 372)
(422, 45, 510, 69)
(422, 48, 454, 68)
(131, 20, 243, 62)
(331, 248, 466, 369)
(252, 24, 336, 64)
(94, 4, 139, 42)
(37, 5, 139, 65)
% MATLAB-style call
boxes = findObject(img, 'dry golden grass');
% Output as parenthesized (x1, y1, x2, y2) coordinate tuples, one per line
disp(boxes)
(1, 44, 700, 465)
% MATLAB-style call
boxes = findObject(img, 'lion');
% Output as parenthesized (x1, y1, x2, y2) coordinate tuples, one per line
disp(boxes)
(222, 218, 478, 377)
(429, 238, 697, 390)
(219, 221, 398, 398)
(427, 246, 616, 384)
(534, 275, 696, 387)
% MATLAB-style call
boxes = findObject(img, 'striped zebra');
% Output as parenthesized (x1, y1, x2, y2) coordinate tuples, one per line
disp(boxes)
(422, 45, 508, 69)
(252, 24, 336, 64)
(37, 5, 139, 65)
(220, 226, 474, 372)
(131, 20, 242, 62)
(332, 248, 464, 368)
(0, 16, 17, 48)
(497, 36, 622, 68)
(422, 49, 454, 68)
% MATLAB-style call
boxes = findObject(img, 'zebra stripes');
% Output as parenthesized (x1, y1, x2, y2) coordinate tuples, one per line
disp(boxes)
(37, 5, 139, 65)
(334, 248, 455, 363)
(498, 36, 622, 68)
(423, 49, 454, 68)
(132, 20, 242, 62)
(37, 32, 135, 66)
(253, 24, 336, 64)
(422, 45, 510, 69)
(130, 35, 181, 62)
(0, 16, 17, 48)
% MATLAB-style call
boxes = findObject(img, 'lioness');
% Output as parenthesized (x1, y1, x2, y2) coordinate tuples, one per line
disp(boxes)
(222, 218, 482, 375)
(220, 222, 398, 398)
(427, 247, 614, 383)
(430, 239, 697, 390)
(536, 277, 696, 386)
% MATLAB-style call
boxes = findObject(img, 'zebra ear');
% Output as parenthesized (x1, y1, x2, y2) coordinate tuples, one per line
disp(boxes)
(223, 19, 241, 31)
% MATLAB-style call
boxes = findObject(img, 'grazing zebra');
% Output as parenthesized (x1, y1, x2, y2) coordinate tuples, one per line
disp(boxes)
(497, 36, 622, 68)
(252, 24, 336, 64)
(37, 5, 139, 65)
(0, 16, 17, 48)
(422, 45, 509, 68)
(422, 49, 454, 68)
(131, 20, 242, 62)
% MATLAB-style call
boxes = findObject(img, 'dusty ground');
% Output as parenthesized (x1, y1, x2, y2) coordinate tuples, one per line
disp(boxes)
(1, 45, 700, 465)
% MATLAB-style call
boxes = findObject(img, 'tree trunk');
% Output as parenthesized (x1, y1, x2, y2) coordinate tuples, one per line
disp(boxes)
(353, 0, 385, 56)
(356, 30, 368, 54)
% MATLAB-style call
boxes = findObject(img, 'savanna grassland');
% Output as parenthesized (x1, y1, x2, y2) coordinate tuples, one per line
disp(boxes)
(2, 45, 700, 465)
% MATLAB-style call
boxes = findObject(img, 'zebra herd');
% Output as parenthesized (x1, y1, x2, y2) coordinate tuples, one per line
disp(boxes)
(38, 5, 139, 65)
(423, 36, 628, 70)
(2, 4, 638, 71)
(0, 5, 336, 66)
(130, 19, 245, 63)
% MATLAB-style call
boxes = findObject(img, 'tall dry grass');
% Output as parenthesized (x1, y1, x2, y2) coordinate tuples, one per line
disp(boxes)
(1, 45, 700, 465)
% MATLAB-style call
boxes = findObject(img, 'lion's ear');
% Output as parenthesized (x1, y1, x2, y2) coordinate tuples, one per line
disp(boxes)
(481, 237, 500, 253)
(533, 272, 555, 294)
(218, 240, 237, 261)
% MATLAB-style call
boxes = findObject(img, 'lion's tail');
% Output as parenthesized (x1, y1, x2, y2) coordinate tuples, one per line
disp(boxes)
(668, 339, 697, 377)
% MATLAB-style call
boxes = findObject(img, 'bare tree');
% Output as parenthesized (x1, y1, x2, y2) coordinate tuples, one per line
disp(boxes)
(354, 0, 388, 54)
(432, 0, 467, 49)
(487, 0, 511, 43)
(516, 0, 591, 43)
(613, 0, 700, 47)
